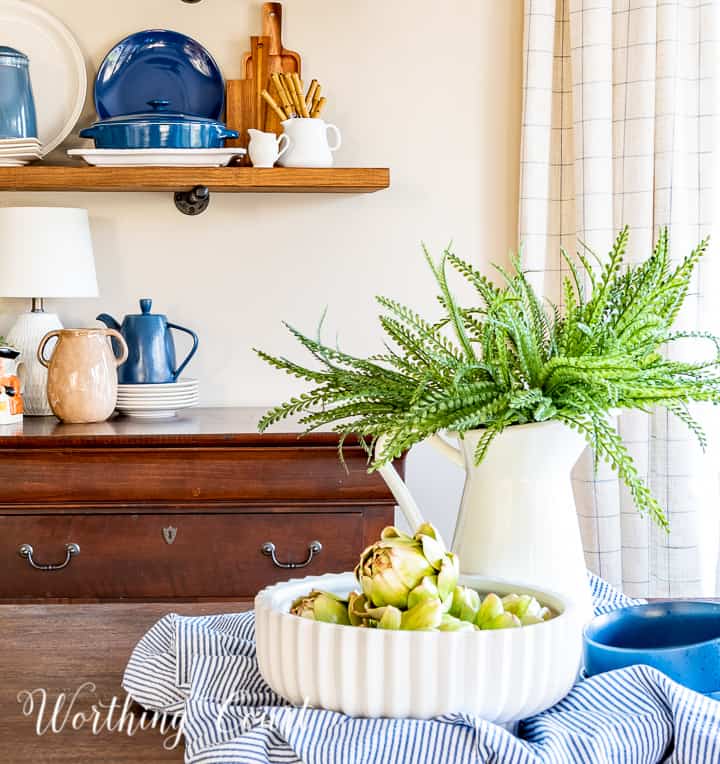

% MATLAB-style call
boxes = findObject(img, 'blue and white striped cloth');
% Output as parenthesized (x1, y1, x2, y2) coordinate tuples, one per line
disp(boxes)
(123, 576, 720, 763)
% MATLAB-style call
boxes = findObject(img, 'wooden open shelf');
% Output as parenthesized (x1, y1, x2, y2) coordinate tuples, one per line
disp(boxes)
(0, 165, 389, 194)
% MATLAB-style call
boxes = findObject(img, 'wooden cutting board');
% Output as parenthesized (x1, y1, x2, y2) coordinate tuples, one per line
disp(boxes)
(225, 35, 271, 154)
(242, 2, 301, 135)
(243, 3, 301, 78)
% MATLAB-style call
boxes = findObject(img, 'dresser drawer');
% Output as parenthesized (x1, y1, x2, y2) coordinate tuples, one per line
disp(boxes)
(0, 512, 367, 600)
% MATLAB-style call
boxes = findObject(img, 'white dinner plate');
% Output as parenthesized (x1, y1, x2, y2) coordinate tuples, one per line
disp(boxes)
(117, 386, 199, 397)
(0, 149, 42, 162)
(0, 137, 41, 146)
(117, 397, 200, 406)
(67, 148, 246, 168)
(117, 378, 198, 389)
(116, 400, 198, 418)
(0, 160, 27, 166)
(0, 0, 86, 156)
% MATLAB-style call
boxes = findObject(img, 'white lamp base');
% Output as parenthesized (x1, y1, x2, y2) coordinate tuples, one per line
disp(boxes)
(6, 311, 62, 416)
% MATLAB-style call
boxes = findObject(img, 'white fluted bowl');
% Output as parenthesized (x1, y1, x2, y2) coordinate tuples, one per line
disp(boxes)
(255, 572, 583, 721)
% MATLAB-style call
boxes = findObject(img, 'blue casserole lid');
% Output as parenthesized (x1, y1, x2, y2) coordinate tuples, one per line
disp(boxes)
(88, 99, 223, 128)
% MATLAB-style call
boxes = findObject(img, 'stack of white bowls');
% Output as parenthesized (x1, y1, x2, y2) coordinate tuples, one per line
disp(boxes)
(0, 136, 42, 166)
(115, 378, 199, 418)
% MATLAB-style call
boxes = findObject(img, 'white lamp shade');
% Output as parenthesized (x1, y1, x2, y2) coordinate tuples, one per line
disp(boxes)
(0, 207, 98, 298)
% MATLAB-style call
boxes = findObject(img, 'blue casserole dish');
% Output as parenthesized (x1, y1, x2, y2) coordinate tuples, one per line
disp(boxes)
(584, 601, 720, 695)
(79, 99, 238, 149)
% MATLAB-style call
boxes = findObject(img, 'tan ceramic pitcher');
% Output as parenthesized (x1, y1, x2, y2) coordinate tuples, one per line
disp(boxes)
(38, 328, 128, 423)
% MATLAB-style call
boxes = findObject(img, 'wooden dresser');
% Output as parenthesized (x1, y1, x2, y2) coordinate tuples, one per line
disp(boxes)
(0, 407, 400, 603)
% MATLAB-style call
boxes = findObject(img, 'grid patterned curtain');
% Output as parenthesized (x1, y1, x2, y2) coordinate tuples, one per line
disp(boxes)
(519, 0, 720, 597)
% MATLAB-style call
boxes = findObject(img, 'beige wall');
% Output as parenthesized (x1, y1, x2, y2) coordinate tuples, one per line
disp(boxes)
(0, 0, 523, 538)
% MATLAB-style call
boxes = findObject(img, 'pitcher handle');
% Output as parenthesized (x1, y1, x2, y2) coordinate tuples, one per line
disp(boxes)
(428, 432, 464, 467)
(37, 330, 62, 368)
(105, 329, 128, 367)
(375, 434, 426, 532)
(277, 133, 290, 159)
(167, 323, 199, 381)
(325, 123, 342, 152)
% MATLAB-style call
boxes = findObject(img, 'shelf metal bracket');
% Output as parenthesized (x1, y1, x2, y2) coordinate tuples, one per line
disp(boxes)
(174, 186, 210, 215)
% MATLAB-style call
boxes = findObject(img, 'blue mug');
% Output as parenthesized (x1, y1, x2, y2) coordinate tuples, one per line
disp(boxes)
(0, 46, 37, 139)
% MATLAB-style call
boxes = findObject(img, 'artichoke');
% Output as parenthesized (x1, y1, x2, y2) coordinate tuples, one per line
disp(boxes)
(290, 590, 351, 625)
(481, 612, 521, 630)
(475, 593, 504, 627)
(449, 585, 481, 622)
(289, 523, 557, 633)
(439, 614, 477, 632)
(355, 523, 458, 610)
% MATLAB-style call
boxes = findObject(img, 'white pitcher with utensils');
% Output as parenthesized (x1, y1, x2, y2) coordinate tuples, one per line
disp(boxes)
(277, 118, 341, 168)
(247, 129, 290, 168)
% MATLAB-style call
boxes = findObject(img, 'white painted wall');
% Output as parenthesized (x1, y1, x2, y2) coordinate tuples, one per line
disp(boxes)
(0, 0, 523, 540)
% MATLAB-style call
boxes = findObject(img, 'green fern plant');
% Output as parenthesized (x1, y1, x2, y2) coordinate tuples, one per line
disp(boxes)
(256, 227, 720, 529)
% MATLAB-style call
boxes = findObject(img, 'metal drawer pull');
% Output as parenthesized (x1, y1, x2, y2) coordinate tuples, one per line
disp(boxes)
(261, 540, 322, 569)
(18, 543, 80, 571)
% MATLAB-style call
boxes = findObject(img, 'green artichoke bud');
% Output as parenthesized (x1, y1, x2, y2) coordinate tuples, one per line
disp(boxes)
(348, 591, 370, 627)
(438, 614, 477, 632)
(363, 604, 403, 630)
(481, 612, 521, 630)
(407, 576, 439, 609)
(355, 524, 456, 610)
(502, 594, 543, 619)
(449, 586, 481, 622)
(400, 598, 444, 630)
(290, 590, 351, 625)
(520, 614, 543, 626)
(475, 593, 504, 627)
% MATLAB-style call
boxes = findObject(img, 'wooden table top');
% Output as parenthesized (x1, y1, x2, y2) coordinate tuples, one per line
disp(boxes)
(0, 601, 250, 762)
(0, 406, 362, 449)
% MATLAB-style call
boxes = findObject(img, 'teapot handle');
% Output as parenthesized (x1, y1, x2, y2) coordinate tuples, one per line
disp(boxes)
(105, 329, 129, 367)
(375, 433, 464, 533)
(167, 323, 199, 381)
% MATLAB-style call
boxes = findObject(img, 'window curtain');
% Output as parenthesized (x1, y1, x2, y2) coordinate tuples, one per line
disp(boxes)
(519, 0, 720, 597)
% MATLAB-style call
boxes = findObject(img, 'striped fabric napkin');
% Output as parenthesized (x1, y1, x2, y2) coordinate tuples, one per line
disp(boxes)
(123, 576, 720, 763)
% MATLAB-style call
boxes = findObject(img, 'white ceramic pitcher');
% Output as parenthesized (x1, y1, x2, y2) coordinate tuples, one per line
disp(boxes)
(248, 128, 290, 168)
(277, 118, 341, 168)
(377, 420, 594, 621)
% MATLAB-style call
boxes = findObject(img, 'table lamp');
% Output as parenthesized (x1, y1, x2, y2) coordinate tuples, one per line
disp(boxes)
(0, 207, 98, 415)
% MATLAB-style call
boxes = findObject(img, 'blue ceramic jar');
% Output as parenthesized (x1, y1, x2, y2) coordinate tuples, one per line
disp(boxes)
(0, 46, 37, 139)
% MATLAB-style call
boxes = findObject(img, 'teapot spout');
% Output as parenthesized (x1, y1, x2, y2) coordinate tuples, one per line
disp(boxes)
(96, 313, 121, 332)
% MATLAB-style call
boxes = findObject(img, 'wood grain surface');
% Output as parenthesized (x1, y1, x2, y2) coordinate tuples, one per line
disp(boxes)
(0, 602, 250, 762)
(0, 166, 389, 193)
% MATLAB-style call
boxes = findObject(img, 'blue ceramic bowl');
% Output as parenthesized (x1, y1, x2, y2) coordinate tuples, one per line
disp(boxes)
(584, 602, 720, 695)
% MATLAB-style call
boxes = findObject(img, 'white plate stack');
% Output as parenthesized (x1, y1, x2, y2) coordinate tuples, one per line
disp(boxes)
(116, 378, 199, 419)
(0, 137, 42, 166)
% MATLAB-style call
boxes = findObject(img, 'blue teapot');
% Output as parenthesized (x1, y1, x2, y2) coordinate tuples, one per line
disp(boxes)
(97, 298, 198, 384)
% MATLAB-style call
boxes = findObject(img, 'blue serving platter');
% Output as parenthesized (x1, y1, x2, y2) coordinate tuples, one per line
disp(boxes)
(584, 601, 720, 696)
(94, 29, 224, 120)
